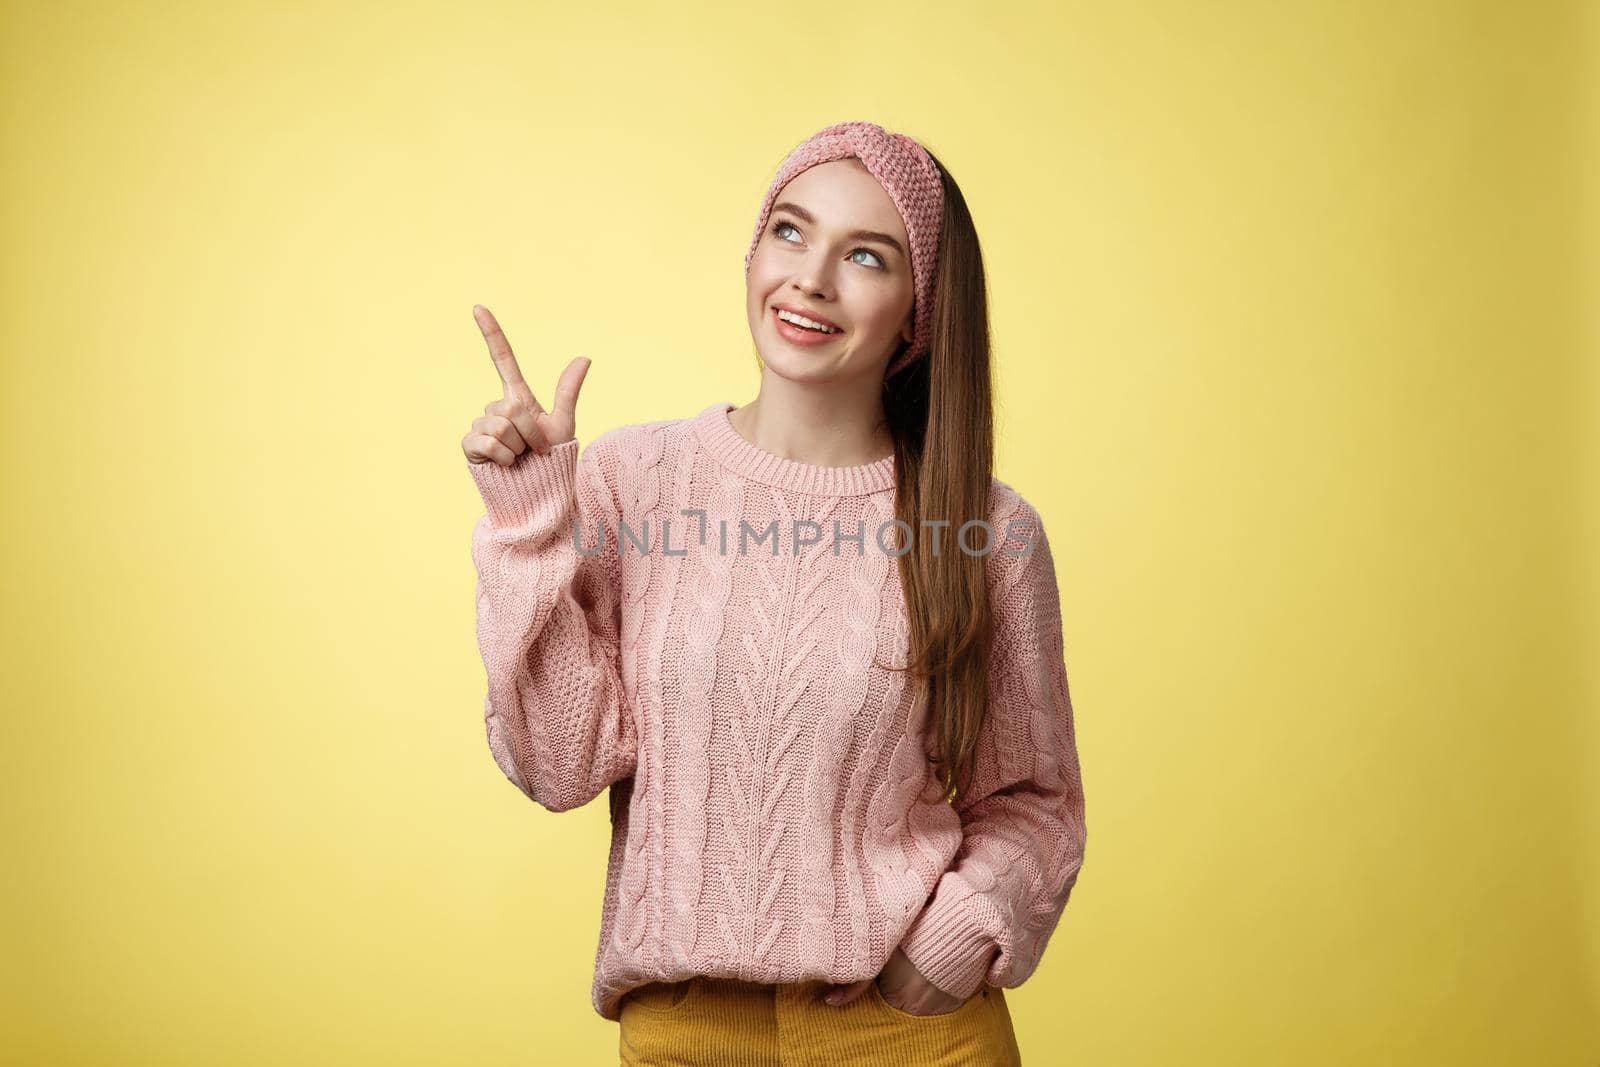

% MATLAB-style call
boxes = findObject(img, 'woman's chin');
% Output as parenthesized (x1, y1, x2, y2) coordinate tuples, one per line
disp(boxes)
(761, 354, 849, 384)
(757, 342, 823, 374)
(756, 340, 886, 384)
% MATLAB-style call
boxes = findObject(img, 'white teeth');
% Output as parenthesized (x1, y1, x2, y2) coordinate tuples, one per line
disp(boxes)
(776, 309, 840, 333)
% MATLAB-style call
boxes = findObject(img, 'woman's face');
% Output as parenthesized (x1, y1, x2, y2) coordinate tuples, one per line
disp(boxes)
(745, 158, 915, 383)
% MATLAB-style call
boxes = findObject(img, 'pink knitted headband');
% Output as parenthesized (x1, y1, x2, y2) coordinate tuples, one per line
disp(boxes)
(744, 120, 944, 378)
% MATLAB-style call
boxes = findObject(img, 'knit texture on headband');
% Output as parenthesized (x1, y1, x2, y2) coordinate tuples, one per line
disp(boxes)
(744, 120, 944, 379)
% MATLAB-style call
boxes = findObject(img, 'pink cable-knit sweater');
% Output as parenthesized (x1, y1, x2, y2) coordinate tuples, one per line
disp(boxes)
(467, 400, 1086, 1022)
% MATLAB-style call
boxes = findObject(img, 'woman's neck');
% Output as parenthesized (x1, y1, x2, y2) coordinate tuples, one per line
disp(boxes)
(728, 388, 894, 469)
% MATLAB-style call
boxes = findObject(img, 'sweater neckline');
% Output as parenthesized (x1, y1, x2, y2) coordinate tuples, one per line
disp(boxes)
(691, 402, 897, 497)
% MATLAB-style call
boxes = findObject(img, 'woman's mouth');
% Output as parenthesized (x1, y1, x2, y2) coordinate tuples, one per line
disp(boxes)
(772, 307, 844, 346)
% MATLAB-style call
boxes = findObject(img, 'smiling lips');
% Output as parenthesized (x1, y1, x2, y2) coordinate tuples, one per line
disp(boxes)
(773, 303, 842, 331)
(772, 306, 844, 346)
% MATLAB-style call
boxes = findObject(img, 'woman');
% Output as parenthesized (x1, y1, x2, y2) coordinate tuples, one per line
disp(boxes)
(461, 120, 1086, 1066)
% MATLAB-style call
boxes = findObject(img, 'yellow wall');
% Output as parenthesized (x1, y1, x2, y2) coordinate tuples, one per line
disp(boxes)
(2, 1, 1594, 1062)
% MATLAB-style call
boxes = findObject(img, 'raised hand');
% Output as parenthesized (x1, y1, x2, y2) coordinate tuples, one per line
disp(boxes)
(461, 304, 591, 466)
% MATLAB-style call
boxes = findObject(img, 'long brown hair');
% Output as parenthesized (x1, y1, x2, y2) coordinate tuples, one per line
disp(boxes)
(880, 148, 996, 807)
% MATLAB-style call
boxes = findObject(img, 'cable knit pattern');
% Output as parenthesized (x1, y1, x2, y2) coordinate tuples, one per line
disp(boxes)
(832, 490, 897, 977)
(614, 425, 665, 961)
(467, 401, 1086, 1021)
(660, 438, 721, 973)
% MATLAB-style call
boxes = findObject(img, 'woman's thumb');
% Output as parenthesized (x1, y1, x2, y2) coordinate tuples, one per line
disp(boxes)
(824, 978, 875, 1006)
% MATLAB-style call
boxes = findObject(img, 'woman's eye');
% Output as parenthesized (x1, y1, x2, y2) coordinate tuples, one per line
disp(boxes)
(771, 220, 885, 269)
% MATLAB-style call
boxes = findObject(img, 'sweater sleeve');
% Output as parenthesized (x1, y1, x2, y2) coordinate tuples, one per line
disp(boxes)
(468, 435, 637, 813)
(895, 509, 1087, 1000)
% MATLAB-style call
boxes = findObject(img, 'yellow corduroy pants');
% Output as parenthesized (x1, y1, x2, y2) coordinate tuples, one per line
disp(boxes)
(618, 974, 1025, 1067)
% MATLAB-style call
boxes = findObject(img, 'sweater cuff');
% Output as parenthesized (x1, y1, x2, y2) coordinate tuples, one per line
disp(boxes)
(468, 439, 580, 528)
(896, 885, 998, 1001)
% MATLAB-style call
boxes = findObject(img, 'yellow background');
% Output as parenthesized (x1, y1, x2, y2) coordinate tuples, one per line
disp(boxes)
(3, 1, 1595, 1063)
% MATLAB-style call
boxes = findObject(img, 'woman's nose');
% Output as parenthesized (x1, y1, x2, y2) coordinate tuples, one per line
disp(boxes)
(791, 257, 836, 298)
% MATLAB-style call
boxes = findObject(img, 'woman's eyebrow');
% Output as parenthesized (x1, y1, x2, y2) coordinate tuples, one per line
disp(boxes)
(771, 201, 905, 258)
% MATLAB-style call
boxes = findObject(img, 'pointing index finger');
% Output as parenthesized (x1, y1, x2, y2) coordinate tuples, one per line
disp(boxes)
(473, 304, 528, 393)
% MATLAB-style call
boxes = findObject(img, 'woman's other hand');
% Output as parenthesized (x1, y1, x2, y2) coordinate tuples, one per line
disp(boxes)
(461, 304, 590, 466)
(823, 946, 968, 1016)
